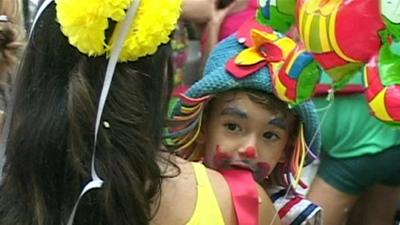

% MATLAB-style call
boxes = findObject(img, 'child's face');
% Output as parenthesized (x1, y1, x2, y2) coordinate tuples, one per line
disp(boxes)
(202, 92, 293, 182)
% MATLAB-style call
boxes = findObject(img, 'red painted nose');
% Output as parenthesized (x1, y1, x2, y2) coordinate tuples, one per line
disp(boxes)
(241, 146, 256, 159)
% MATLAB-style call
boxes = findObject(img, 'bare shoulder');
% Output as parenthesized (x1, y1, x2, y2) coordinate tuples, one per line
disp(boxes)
(151, 155, 197, 225)
(256, 184, 282, 225)
(206, 168, 237, 225)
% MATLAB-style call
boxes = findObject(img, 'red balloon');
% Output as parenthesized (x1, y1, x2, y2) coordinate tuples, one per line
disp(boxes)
(296, 0, 385, 87)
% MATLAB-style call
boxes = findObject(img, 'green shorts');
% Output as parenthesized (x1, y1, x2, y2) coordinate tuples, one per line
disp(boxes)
(317, 145, 400, 195)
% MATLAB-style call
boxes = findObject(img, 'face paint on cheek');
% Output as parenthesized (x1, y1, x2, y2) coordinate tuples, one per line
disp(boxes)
(254, 162, 271, 182)
(213, 145, 232, 170)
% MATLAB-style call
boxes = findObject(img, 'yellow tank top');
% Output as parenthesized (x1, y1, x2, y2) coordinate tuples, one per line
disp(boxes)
(185, 163, 225, 225)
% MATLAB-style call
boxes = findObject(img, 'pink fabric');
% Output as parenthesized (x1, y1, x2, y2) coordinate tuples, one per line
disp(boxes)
(219, 0, 258, 40)
(200, 0, 258, 53)
(221, 169, 259, 225)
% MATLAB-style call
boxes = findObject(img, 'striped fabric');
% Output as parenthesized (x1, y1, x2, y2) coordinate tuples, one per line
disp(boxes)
(268, 186, 323, 225)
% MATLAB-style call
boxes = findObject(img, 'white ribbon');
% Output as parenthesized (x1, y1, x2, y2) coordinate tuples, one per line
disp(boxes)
(28, 0, 54, 39)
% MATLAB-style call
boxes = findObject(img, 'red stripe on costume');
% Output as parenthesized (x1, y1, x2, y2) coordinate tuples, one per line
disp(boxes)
(226, 57, 266, 79)
(278, 196, 302, 219)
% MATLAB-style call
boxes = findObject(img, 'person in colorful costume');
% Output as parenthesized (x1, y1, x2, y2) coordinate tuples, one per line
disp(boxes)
(166, 19, 323, 225)
(257, 1, 400, 224)
(308, 72, 400, 225)
(192, 1, 323, 223)
(0, 1, 282, 225)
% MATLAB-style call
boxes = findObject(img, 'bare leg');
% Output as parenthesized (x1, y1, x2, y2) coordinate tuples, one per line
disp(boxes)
(307, 176, 358, 225)
(347, 184, 400, 225)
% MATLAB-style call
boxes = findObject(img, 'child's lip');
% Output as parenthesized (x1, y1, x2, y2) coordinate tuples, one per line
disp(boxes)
(229, 162, 255, 172)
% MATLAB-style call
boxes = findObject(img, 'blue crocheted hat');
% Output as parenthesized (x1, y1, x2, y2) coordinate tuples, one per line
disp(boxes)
(169, 34, 320, 165)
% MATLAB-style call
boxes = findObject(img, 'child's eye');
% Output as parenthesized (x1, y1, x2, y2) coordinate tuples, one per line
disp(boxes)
(263, 132, 280, 141)
(224, 123, 242, 133)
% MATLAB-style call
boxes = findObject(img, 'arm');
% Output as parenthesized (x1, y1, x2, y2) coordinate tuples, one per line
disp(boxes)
(202, 0, 238, 58)
(257, 184, 283, 225)
(181, 0, 213, 23)
(200, 0, 242, 72)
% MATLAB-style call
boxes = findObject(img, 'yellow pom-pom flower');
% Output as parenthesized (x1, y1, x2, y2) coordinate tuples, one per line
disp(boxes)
(55, 0, 181, 61)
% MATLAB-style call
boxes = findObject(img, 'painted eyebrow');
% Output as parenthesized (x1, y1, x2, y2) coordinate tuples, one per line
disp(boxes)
(268, 118, 288, 130)
(221, 107, 248, 119)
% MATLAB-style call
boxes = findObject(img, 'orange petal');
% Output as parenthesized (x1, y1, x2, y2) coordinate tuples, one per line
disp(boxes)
(251, 29, 279, 47)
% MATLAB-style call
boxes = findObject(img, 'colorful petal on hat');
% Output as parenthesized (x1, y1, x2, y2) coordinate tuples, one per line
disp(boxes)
(226, 26, 294, 79)
(235, 48, 266, 65)
(226, 57, 267, 79)
(259, 43, 283, 62)
(251, 29, 279, 45)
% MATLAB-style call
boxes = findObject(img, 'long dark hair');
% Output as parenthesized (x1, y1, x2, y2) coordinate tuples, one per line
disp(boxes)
(0, 3, 173, 225)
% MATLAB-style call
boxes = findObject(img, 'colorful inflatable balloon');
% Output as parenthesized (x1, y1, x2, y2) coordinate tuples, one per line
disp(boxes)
(272, 45, 321, 105)
(364, 42, 400, 125)
(381, 0, 400, 41)
(257, 0, 296, 33)
(381, 0, 400, 57)
(296, 0, 385, 88)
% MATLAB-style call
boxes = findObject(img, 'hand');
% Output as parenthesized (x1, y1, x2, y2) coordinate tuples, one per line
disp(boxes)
(209, 0, 246, 27)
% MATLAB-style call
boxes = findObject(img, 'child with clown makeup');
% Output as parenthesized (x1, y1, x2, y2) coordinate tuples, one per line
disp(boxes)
(166, 20, 323, 225)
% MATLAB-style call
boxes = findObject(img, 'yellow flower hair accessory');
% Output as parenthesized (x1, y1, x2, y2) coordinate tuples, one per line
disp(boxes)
(56, 0, 182, 61)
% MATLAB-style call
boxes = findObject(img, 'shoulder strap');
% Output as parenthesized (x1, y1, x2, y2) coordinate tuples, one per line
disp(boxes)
(186, 162, 225, 225)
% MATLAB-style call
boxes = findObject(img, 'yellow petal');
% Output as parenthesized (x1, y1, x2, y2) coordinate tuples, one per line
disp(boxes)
(251, 29, 278, 47)
(235, 48, 265, 65)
